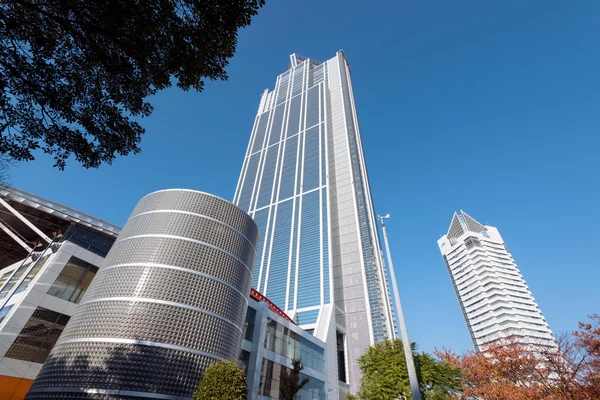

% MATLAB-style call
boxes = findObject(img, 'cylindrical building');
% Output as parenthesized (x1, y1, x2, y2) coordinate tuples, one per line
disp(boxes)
(27, 189, 258, 400)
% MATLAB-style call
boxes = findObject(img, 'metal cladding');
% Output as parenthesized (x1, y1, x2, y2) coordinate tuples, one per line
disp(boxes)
(27, 190, 259, 400)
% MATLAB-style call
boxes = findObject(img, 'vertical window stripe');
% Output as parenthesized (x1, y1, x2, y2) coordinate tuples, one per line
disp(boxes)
(302, 127, 320, 192)
(268, 105, 285, 146)
(286, 96, 302, 138)
(252, 208, 269, 289)
(237, 154, 260, 212)
(297, 191, 321, 309)
(251, 110, 271, 154)
(256, 147, 279, 209)
(287, 200, 301, 310)
(264, 200, 293, 308)
(278, 136, 299, 201)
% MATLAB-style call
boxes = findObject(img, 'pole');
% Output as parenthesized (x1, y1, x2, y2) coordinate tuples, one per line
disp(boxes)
(378, 215, 421, 400)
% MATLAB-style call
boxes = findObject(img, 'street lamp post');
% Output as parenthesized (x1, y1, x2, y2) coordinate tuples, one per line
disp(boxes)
(378, 214, 421, 400)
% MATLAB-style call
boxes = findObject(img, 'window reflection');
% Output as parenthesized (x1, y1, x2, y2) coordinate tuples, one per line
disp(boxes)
(259, 357, 325, 400)
(0, 304, 13, 324)
(62, 225, 115, 257)
(0, 270, 12, 289)
(243, 307, 256, 341)
(47, 256, 98, 303)
(0, 261, 31, 300)
(14, 255, 50, 295)
(239, 350, 250, 375)
(5, 307, 70, 364)
(263, 318, 325, 373)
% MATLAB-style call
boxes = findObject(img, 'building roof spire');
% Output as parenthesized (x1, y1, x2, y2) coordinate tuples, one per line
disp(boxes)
(447, 210, 485, 239)
(289, 53, 322, 69)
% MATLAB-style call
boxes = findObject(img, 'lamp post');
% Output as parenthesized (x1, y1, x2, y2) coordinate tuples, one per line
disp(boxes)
(377, 214, 421, 400)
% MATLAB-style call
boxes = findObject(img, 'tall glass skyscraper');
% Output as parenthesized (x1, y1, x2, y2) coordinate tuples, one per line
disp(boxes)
(234, 51, 396, 396)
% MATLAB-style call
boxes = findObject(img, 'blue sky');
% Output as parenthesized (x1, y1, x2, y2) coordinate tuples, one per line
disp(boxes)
(9, 1, 600, 354)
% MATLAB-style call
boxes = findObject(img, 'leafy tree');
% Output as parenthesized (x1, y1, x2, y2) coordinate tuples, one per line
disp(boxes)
(357, 339, 462, 400)
(416, 351, 464, 400)
(573, 313, 600, 398)
(0, 0, 264, 169)
(437, 340, 540, 400)
(280, 358, 310, 400)
(193, 360, 247, 400)
(436, 314, 600, 400)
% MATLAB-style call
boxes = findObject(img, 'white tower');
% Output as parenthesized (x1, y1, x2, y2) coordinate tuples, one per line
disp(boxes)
(438, 211, 556, 350)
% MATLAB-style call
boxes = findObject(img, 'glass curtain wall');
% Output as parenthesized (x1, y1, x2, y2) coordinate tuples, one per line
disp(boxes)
(235, 58, 330, 319)
(5, 307, 70, 363)
(263, 317, 325, 372)
(259, 358, 326, 400)
(47, 256, 98, 304)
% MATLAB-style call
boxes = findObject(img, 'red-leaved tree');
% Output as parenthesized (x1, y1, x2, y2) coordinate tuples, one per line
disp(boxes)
(435, 314, 600, 400)
(573, 314, 600, 399)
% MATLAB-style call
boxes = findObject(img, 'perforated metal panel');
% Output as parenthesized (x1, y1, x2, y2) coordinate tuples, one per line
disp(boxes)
(27, 190, 258, 400)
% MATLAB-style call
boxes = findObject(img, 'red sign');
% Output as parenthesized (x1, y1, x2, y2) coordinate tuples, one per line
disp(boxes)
(250, 288, 296, 325)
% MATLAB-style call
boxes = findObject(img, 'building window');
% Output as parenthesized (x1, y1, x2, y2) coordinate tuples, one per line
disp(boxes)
(5, 307, 70, 364)
(62, 225, 115, 257)
(0, 304, 13, 324)
(465, 237, 481, 249)
(47, 256, 98, 303)
(243, 307, 256, 341)
(0, 269, 12, 288)
(337, 330, 347, 383)
(0, 261, 32, 301)
(263, 317, 325, 373)
(296, 309, 319, 325)
(14, 255, 51, 295)
(259, 359, 277, 397)
(239, 350, 251, 375)
(259, 357, 326, 399)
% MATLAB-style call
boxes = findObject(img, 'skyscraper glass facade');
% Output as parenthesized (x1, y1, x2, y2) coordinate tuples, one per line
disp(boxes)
(235, 52, 396, 395)
(235, 55, 329, 319)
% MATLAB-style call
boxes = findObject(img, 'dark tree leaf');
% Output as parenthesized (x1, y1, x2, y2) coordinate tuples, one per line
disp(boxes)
(0, 0, 264, 169)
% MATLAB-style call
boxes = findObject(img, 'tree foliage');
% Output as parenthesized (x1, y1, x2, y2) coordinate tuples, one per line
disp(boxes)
(0, 0, 264, 169)
(573, 313, 600, 398)
(436, 314, 600, 400)
(193, 360, 247, 400)
(357, 339, 462, 400)
(280, 358, 310, 400)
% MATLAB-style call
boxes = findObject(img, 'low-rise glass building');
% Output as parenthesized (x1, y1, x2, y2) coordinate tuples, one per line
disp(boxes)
(243, 289, 327, 400)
